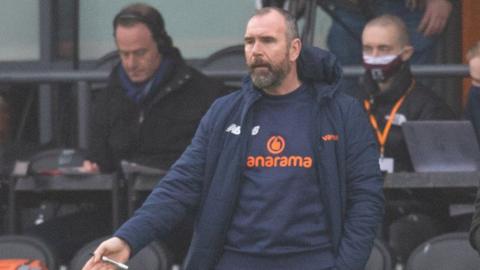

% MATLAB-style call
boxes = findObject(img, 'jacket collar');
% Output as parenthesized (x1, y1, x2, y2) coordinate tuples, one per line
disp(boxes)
(108, 52, 191, 105)
(239, 46, 343, 105)
(297, 46, 343, 101)
(362, 63, 414, 103)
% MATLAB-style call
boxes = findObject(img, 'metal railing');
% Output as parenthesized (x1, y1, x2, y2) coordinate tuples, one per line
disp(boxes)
(0, 64, 469, 82)
(0, 64, 470, 148)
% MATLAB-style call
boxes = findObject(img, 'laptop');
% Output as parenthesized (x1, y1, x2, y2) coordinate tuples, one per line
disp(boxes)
(402, 120, 480, 172)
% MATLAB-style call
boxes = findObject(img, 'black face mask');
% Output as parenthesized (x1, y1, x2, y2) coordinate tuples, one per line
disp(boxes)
(362, 53, 404, 82)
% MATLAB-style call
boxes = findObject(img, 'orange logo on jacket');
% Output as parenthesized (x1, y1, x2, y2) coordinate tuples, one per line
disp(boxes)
(266, 136, 285, 154)
(247, 135, 312, 168)
(322, 134, 339, 141)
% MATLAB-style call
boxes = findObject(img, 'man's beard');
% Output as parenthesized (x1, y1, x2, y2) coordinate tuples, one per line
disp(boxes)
(248, 54, 290, 90)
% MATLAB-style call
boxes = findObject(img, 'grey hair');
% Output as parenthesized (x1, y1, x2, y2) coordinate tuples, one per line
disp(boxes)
(253, 7, 299, 42)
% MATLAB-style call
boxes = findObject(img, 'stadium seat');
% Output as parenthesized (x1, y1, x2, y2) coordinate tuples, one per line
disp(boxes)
(0, 234, 58, 270)
(95, 50, 120, 70)
(69, 236, 172, 270)
(199, 44, 245, 72)
(365, 238, 393, 270)
(405, 232, 480, 270)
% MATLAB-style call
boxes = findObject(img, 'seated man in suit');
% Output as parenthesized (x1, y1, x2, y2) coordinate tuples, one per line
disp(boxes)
(465, 41, 480, 142)
(27, 3, 226, 265)
(83, 3, 225, 173)
(467, 41, 480, 252)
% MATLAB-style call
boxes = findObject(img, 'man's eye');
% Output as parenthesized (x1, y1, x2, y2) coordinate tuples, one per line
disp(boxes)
(379, 46, 391, 53)
(134, 50, 146, 57)
(262, 37, 275, 43)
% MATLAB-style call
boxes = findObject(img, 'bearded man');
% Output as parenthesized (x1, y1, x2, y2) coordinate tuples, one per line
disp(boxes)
(83, 7, 384, 270)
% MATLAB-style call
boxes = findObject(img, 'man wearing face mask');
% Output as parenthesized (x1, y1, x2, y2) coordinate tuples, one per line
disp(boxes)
(359, 14, 455, 266)
(360, 14, 455, 173)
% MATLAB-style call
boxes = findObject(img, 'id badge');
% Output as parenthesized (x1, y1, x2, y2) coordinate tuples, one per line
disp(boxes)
(379, 157, 394, 173)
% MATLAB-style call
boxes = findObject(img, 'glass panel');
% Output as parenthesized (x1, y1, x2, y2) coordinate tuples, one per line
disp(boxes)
(0, 1, 40, 61)
(312, 6, 332, 50)
(79, 0, 255, 60)
(53, 0, 76, 61)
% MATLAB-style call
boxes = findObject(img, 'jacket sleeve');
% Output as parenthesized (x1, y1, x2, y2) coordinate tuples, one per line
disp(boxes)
(335, 99, 385, 270)
(113, 102, 217, 254)
(87, 90, 110, 168)
(465, 86, 480, 142)
(469, 89, 480, 250)
(416, 88, 456, 120)
(469, 186, 480, 251)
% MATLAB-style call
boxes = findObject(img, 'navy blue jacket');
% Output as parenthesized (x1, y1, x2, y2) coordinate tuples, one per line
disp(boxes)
(465, 86, 480, 143)
(115, 47, 384, 270)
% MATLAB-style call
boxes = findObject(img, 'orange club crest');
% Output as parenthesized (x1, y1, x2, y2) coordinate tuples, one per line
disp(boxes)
(266, 136, 285, 154)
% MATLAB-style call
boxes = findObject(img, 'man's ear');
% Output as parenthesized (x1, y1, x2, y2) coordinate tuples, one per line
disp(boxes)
(289, 38, 302, 62)
(401, 45, 414, 61)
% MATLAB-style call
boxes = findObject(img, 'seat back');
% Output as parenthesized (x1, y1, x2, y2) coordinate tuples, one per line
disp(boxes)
(95, 50, 120, 70)
(365, 239, 393, 270)
(69, 236, 172, 270)
(406, 232, 480, 270)
(0, 235, 57, 270)
(128, 240, 172, 269)
(199, 44, 246, 72)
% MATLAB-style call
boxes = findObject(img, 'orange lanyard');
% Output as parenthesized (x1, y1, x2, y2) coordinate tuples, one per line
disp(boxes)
(363, 80, 415, 157)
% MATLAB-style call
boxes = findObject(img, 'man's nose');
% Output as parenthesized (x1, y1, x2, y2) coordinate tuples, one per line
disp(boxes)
(370, 48, 381, 57)
(251, 41, 264, 56)
(123, 55, 136, 69)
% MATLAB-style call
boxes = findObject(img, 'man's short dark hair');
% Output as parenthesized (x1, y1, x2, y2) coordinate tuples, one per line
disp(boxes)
(113, 3, 173, 52)
(253, 7, 299, 43)
(364, 14, 410, 47)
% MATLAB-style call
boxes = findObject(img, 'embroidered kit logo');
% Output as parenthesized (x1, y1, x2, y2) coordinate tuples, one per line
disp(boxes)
(321, 134, 338, 141)
(247, 135, 312, 168)
(225, 124, 241, 135)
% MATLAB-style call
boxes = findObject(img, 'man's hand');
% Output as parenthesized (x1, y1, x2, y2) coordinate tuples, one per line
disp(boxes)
(82, 237, 131, 270)
(81, 160, 100, 173)
(417, 0, 452, 37)
(469, 56, 480, 87)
